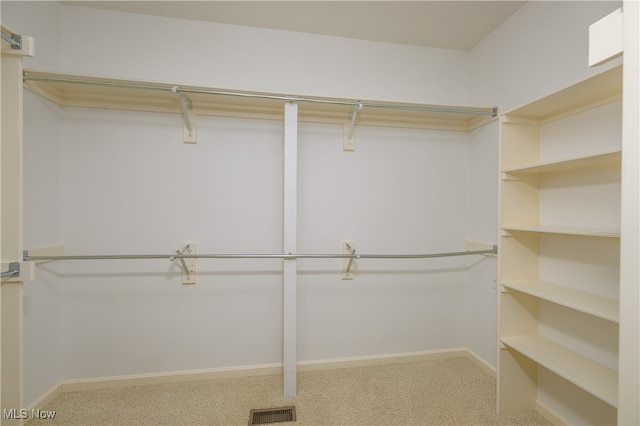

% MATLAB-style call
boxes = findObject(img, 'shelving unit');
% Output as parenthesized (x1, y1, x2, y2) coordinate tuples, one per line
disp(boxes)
(497, 65, 623, 424)
(22, 70, 497, 135)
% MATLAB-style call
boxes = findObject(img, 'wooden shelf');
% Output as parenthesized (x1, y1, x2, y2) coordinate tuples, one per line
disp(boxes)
(498, 64, 622, 424)
(504, 66, 622, 124)
(502, 150, 621, 176)
(501, 335, 618, 408)
(23, 70, 496, 132)
(501, 280, 619, 323)
(501, 225, 620, 238)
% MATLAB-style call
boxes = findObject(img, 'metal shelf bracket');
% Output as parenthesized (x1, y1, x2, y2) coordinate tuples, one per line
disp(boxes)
(0, 262, 20, 279)
(342, 241, 358, 280)
(172, 86, 197, 144)
(343, 102, 362, 151)
(170, 242, 197, 284)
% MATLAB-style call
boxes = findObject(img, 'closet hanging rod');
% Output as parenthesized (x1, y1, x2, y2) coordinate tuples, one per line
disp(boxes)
(23, 246, 497, 262)
(1, 31, 22, 49)
(1, 263, 21, 279)
(22, 72, 497, 117)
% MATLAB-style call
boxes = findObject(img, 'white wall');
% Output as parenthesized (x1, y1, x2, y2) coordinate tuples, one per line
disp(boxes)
(471, 1, 622, 111)
(297, 122, 471, 361)
(59, 110, 286, 377)
(465, 120, 499, 367)
(59, 5, 470, 106)
(1, 1, 61, 72)
(22, 91, 62, 407)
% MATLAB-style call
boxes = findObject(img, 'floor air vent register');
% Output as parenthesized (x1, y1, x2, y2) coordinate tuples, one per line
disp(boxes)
(249, 406, 296, 425)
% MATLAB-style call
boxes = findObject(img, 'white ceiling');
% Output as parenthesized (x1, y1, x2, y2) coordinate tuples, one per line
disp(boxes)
(66, 1, 526, 51)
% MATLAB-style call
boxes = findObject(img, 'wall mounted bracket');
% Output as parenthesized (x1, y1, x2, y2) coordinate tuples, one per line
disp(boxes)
(342, 241, 358, 279)
(0, 32, 21, 50)
(172, 85, 197, 143)
(0, 262, 20, 279)
(171, 242, 197, 284)
(343, 102, 362, 151)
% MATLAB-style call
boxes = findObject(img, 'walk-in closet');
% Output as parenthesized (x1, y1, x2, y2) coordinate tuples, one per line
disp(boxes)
(2, 1, 638, 425)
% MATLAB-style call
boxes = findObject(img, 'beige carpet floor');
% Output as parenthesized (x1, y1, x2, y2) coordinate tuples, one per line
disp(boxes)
(27, 357, 552, 425)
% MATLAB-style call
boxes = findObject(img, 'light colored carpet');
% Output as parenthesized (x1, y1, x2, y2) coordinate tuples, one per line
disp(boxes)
(27, 357, 552, 425)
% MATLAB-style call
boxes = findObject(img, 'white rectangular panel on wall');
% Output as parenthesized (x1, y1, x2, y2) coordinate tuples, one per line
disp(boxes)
(589, 8, 623, 67)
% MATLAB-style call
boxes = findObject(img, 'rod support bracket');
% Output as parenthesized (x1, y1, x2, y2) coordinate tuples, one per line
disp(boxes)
(342, 241, 356, 280)
(9, 33, 22, 50)
(343, 102, 362, 151)
(173, 85, 197, 144)
(173, 242, 197, 284)
(0, 262, 20, 279)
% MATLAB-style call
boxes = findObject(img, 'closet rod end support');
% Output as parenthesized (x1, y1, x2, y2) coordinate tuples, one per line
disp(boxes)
(342, 241, 355, 280)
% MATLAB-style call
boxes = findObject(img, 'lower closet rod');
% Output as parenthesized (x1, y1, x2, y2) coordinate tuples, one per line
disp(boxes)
(23, 246, 497, 262)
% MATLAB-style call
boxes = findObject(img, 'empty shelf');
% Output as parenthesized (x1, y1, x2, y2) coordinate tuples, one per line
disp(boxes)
(502, 150, 621, 176)
(501, 334, 618, 408)
(501, 226, 620, 238)
(501, 280, 619, 323)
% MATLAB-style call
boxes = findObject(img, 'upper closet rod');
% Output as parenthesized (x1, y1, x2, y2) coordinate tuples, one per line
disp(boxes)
(22, 73, 497, 117)
(23, 246, 497, 262)
(1, 30, 22, 49)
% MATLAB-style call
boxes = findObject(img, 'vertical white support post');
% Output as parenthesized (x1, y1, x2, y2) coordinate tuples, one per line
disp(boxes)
(619, 2, 640, 424)
(1, 28, 34, 426)
(283, 101, 298, 398)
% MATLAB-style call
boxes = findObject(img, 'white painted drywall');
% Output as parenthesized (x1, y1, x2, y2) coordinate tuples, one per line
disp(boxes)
(465, 120, 498, 368)
(1, 1, 62, 72)
(297, 122, 471, 361)
(470, 1, 623, 111)
(22, 91, 63, 407)
(57, 5, 470, 106)
(59, 110, 286, 377)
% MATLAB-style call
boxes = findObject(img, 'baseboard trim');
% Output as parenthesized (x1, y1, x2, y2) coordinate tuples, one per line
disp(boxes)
(298, 348, 468, 372)
(62, 363, 283, 392)
(27, 382, 63, 412)
(465, 349, 496, 378)
(536, 400, 570, 426)
(61, 348, 470, 392)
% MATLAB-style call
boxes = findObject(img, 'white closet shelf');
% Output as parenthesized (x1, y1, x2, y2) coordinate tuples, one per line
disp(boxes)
(501, 226, 620, 238)
(503, 65, 622, 124)
(502, 150, 621, 175)
(23, 70, 496, 132)
(501, 334, 618, 408)
(501, 280, 619, 323)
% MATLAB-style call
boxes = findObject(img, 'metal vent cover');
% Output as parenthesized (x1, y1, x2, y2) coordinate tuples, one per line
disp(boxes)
(249, 406, 296, 425)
